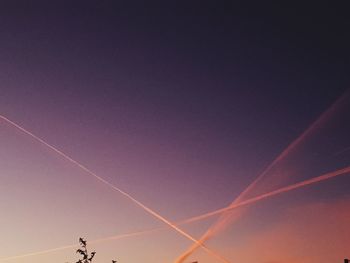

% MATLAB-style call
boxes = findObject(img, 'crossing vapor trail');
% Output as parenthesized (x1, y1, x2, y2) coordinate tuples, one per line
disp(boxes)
(0, 115, 229, 263)
(1, 165, 349, 262)
(175, 91, 350, 263)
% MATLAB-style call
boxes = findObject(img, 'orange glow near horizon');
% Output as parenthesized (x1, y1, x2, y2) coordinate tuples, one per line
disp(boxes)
(1, 92, 349, 263)
(1, 165, 349, 262)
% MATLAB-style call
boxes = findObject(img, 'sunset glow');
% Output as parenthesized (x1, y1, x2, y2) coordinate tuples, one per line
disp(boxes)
(0, 2, 349, 263)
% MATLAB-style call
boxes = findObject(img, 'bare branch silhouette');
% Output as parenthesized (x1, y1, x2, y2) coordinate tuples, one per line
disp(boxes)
(70, 238, 116, 263)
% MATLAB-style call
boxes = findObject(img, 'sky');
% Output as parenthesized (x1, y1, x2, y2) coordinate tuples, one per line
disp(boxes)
(0, 2, 349, 263)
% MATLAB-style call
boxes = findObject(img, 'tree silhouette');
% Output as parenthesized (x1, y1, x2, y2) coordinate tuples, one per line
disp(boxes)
(72, 237, 116, 263)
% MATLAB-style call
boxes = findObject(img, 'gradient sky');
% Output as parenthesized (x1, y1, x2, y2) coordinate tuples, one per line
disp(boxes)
(0, 2, 349, 263)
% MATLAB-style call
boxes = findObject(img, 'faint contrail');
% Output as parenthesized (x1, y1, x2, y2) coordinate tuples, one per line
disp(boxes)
(0, 228, 159, 261)
(1, 165, 349, 262)
(0, 244, 78, 262)
(175, 91, 350, 263)
(0, 115, 229, 263)
(334, 146, 350, 156)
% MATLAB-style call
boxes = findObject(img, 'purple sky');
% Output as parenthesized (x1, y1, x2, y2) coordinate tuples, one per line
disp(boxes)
(0, 2, 349, 263)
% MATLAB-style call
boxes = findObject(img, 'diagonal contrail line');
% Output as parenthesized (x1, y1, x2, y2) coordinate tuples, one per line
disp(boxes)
(1, 165, 349, 262)
(0, 115, 230, 263)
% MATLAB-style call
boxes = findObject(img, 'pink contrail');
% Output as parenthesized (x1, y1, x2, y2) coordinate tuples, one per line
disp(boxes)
(0, 115, 229, 263)
(183, 165, 350, 223)
(0, 228, 159, 262)
(1, 165, 349, 262)
(175, 91, 350, 263)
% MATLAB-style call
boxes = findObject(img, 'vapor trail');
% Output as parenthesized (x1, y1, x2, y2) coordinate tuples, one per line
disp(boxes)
(175, 91, 349, 263)
(334, 145, 350, 156)
(0, 229, 159, 261)
(182, 165, 350, 223)
(0, 115, 229, 263)
(1, 165, 349, 262)
(0, 245, 78, 262)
